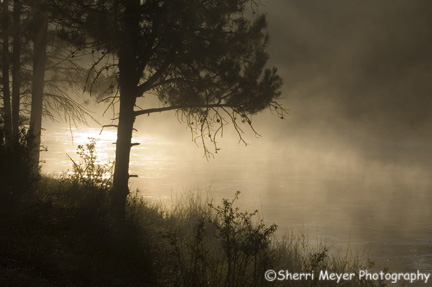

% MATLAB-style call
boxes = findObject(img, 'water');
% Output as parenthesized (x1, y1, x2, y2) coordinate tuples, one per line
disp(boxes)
(40, 125, 432, 279)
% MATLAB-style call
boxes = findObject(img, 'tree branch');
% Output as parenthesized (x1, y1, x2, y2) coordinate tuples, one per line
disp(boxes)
(137, 47, 176, 95)
(133, 103, 231, 117)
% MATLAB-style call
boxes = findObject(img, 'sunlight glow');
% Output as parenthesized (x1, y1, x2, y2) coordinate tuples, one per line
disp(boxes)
(67, 129, 117, 165)
(41, 126, 167, 180)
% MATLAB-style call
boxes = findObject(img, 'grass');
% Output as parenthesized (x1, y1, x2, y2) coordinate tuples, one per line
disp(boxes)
(0, 178, 389, 286)
(0, 135, 390, 286)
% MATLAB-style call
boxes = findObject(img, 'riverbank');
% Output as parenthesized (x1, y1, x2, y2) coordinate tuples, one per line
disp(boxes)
(0, 174, 390, 287)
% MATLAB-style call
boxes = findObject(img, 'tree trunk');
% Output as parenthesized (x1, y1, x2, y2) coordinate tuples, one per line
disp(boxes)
(111, 89, 136, 217)
(110, 0, 141, 218)
(29, 0, 48, 169)
(12, 0, 21, 140)
(2, 0, 12, 140)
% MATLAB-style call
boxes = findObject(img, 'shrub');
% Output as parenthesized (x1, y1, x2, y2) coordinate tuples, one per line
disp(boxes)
(0, 126, 39, 212)
(209, 191, 277, 287)
(66, 137, 114, 190)
(53, 137, 115, 218)
(271, 231, 387, 287)
(163, 191, 277, 287)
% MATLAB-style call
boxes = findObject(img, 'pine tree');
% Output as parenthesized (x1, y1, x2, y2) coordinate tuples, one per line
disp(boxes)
(50, 0, 285, 217)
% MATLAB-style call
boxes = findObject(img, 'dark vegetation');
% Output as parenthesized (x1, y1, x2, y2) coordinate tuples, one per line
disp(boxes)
(0, 130, 388, 287)
(2, 0, 286, 218)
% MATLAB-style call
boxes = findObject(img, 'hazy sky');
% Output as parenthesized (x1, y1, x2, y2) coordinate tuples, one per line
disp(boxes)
(46, 1, 432, 168)
(262, 0, 432, 165)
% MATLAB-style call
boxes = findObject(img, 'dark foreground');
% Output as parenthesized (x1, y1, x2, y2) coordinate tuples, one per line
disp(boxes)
(0, 134, 387, 287)
(1, 176, 391, 287)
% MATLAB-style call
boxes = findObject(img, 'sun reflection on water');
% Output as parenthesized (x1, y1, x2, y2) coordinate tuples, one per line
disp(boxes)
(40, 126, 165, 178)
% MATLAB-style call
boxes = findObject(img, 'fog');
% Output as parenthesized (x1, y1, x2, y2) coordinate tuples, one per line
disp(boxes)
(47, 0, 432, 166)
(263, 0, 432, 164)
(41, 0, 432, 275)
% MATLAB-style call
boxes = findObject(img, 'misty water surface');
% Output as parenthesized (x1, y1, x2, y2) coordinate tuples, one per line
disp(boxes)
(33, 2, 432, 284)
(40, 125, 432, 276)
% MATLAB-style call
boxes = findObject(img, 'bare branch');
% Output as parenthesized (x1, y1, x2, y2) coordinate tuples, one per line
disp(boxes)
(84, 51, 108, 93)
(134, 103, 231, 117)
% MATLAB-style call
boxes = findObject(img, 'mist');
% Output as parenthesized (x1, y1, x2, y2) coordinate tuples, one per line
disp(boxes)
(37, 0, 432, 276)
(261, 0, 432, 166)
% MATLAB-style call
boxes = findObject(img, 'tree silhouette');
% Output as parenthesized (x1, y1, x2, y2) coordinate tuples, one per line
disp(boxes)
(2, 0, 12, 140)
(1, 0, 93, 168)
(51, 0, 285, 217)
(12, 0, 22, 140)
(29, 0, 48, 167)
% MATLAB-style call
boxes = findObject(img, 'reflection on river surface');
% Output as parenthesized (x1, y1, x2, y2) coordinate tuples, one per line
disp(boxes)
(41, 126, 432, 278)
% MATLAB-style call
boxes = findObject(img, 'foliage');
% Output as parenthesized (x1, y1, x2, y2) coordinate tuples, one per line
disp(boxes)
(0, 125, 39, 210)
(209, 191, 277, 287)
(57, 137, 114, 217)
(271, 231, 388, 287)
(66, 137, 114, 190)
(46, 0, 288, 216)
(2, 0, 94, 127)
(162, 191, 277, 287)
(155, 192, 390, 287)
(0, 175, 389, 287)
(69, 0, 287, 153)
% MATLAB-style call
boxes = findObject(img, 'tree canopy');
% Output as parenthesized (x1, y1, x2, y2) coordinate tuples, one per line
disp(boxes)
(54, 0, 283, 117)
(48, 0, 286, 216)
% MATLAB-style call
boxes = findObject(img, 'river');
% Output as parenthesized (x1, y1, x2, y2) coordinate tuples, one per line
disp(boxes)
(40, 125, 432, 280)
